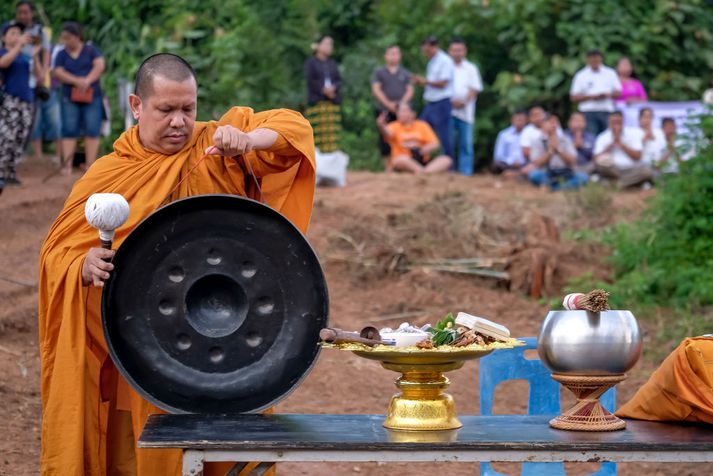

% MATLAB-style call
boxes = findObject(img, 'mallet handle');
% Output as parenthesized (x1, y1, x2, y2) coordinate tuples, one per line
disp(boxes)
(320, 328, 385, 346)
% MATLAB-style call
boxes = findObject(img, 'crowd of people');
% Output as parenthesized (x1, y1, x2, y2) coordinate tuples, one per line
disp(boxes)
(0, 1, 105, 192)
(493, 50, 691, 190)
(305, 36, 694, 190)
(0, 4, 699, 194)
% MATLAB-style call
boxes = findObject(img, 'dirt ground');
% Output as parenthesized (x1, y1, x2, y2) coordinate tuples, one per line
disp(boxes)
(0, 160, 707, 475)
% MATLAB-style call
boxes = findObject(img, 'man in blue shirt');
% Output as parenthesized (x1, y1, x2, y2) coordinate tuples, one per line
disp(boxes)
(492, 110, 527, 175)
(413, 36, 454, 159)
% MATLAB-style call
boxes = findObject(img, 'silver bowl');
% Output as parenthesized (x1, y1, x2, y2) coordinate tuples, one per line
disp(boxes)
(537, 310, 642, 375)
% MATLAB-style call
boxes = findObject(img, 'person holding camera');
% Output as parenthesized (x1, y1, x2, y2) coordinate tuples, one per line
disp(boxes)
(377, 102, 452, 174)
(0, 21, 41, 191)
(52, 21, 105, 175)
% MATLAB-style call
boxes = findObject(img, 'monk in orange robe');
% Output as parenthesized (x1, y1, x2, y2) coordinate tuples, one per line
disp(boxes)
(38, 53, 315, 475)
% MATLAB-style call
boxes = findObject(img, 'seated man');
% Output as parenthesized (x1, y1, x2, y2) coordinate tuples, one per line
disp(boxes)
(523, 114, 588, 190)
(378, 102, 452, 174)
(492, 110, 527, 175)
(652, 117, 695, 174)
(593, 111, 653, 188)
(564, 111, 595, 172)
(519, 105, 546, 162)
(38, 53, 314, 476)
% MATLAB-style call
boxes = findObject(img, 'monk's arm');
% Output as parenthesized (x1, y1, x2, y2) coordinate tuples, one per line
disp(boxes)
(248, 128, 279, 150)
(242, 109, 314, 177)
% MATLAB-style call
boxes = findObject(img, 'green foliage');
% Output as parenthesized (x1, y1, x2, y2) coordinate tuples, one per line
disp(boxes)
(603, 112, 713, 310)
(3, 0, 712, 167)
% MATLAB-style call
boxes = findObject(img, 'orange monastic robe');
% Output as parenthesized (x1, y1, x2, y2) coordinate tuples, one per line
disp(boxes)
(38, 107, 315, 475)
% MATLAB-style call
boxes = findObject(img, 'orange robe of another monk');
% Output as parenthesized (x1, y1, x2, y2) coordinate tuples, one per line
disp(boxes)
(616, 336, 713, 424)
(38, 107, 316, 475)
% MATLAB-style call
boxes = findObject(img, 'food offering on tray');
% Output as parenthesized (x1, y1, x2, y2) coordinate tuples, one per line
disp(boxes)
(320, 311, 521, 352)
(320, 311, 522, 430)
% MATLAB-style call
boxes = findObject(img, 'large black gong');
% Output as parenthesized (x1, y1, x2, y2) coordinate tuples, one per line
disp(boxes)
(102, 194, 328, 414)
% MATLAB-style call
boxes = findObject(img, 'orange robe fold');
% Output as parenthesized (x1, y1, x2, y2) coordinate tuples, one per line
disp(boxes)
(616, 336, 713, 424)
(38, 107, 315, 475)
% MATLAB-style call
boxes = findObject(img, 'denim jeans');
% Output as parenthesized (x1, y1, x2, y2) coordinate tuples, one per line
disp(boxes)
(450, 116, 474, 175)
(31, 88, 61, 141)
(528, 168, 588, 191)
(420, 98, 453, 158)
(583, 111, 610, 137)
(61, 93, 104, 138)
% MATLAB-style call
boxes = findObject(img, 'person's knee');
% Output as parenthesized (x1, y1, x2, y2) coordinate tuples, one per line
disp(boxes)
(528, 169, 545, 185)
(391, 155, 415, 171)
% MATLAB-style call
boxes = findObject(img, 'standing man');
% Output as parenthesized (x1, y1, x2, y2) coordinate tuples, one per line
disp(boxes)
(371, 45, 413, 168)
(570, 49, 621, 137)
(448, 37, 482, 175)
(412, 36, 454, 159)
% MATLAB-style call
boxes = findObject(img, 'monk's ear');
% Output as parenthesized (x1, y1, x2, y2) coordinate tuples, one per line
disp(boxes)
(128, 94, 143, 121)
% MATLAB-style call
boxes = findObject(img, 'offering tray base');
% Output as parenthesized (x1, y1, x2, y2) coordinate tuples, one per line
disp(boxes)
(550, 373, 627, 432)
(323, 340, 522, 431)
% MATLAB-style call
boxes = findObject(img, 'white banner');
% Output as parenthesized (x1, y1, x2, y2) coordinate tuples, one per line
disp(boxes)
(619, 101, 708, 136)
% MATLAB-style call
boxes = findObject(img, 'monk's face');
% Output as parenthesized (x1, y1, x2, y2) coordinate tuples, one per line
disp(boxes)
(129, 75, 197, 155)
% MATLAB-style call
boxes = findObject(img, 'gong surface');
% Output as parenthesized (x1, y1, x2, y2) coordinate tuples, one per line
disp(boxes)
(102, 195, 328, 414)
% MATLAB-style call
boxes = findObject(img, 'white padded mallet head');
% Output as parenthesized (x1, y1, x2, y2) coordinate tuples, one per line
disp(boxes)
(85, 193, 130, 247)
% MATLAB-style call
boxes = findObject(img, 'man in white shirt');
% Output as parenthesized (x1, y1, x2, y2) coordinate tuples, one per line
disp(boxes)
(570, 50, 622, 137)
(523, 114, 588, 190)
(413, 36, 455, 158)
(594, 111, 653, 187)
(448, 37, 482, 175)
(519, 105, 546, 161)
(493, 110, 527, 175)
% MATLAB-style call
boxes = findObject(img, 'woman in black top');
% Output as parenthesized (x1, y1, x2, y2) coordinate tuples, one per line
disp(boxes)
(304, 36, 341, 153)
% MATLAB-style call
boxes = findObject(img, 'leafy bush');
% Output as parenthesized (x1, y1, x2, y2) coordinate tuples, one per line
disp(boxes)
(603, 112, 713, 310)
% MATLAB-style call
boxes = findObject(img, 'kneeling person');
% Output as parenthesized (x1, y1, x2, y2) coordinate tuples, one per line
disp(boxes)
(523, 114, 588, 190)
(378, 102, 452, 174)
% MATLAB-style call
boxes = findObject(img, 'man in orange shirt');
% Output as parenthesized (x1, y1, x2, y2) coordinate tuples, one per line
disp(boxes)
(38, 53, 315, 476)
(377, 102, 452, 173)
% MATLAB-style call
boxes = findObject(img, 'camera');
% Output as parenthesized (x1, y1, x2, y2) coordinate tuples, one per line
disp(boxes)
(409, 147, 424, 163)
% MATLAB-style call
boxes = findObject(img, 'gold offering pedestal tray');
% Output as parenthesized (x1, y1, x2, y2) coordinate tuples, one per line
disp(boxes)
(550, 373, 627, 431)
(323, 340, 522, 431)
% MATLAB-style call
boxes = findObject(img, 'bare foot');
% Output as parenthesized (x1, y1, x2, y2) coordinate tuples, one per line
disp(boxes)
(60, 167, 73, 176)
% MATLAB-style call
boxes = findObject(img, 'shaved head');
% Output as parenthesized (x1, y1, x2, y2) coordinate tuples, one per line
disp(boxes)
(134, 53, 197, 98)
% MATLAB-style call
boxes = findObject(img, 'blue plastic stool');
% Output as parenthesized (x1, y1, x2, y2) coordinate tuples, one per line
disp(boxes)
(478, 337, 617, 476)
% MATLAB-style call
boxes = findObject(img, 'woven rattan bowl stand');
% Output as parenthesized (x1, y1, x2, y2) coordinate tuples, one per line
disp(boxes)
(549, 373, 627, 431)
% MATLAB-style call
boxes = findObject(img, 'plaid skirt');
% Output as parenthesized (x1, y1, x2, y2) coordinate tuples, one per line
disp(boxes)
(305, 101, 341, 153)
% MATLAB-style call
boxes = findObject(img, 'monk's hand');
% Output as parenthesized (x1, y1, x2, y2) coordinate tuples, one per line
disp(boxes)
(205, 125, 254, 157)
(81, 248, 115, 288)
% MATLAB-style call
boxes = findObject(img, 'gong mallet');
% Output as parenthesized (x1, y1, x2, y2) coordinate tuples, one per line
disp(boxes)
(85, 193, 130, 250)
